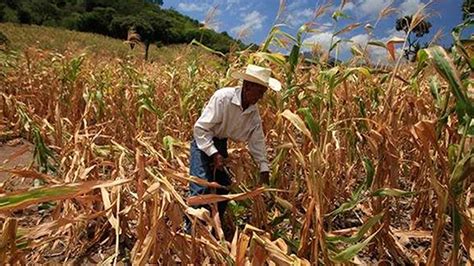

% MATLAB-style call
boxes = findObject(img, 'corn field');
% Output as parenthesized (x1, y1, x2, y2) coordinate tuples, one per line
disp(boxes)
(0, 5, 473, 265)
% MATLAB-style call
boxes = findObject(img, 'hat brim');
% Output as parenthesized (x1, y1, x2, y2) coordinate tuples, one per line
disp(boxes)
(231, 72, 281, 92)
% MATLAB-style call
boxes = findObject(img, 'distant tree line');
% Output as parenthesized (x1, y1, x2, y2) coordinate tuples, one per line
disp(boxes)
(0, 0, 245, 57)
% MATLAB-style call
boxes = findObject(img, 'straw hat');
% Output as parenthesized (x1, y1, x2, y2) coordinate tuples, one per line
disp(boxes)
(231, 64, 281, 92)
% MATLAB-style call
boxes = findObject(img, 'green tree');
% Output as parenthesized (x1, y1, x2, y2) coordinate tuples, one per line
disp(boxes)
(17, 8, 32, 24)
(83, 0, 107, 12)
(395, 15, 432, 61)
(59, 12, 82, 30)
(78, 7, 116, 35)
(26, 0, 61, 25)
(146, 0, 163, 5)
(462, 0, 473, 20)
(110, 15, 156, 60)
(0, 3, 5, 21)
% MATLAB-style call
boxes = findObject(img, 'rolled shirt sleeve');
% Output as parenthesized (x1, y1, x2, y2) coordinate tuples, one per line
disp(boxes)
(193, 94, 223, 156)
(247, 122, 270, 172)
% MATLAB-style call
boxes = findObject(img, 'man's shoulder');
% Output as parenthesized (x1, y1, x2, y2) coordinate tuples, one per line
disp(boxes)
(213, 87, 237, 100)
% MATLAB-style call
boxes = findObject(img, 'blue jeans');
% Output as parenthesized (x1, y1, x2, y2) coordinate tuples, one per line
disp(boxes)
(188, 138, 231, 222)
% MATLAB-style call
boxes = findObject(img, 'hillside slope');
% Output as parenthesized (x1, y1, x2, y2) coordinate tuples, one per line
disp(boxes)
(0, 23, 223, 64)
(0, 0, 243, 54)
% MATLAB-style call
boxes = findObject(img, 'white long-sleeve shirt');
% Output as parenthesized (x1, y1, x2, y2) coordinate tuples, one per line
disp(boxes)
(193, 87, 270, 172)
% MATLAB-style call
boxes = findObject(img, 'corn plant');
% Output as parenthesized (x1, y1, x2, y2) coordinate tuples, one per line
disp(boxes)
(0, 7, 472, 264)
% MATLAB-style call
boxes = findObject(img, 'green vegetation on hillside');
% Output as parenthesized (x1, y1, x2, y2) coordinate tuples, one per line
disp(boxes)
(0, 0, 244, 56)
(0, 23, 226, 65)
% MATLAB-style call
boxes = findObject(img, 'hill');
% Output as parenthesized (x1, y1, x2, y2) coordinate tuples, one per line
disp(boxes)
(0, 0, 244, 58)
(0, 23, 227, 65)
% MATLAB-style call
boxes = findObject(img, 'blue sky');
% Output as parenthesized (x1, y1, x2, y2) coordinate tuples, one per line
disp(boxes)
(162, 0, 470, 63)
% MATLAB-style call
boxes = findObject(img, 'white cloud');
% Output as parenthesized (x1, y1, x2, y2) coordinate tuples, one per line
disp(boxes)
(226, 1, 251, 13)
(287, 0, 308, 11)
(346, 33, 393, 64)
(210, 24, 220, 32)
(327, 1, 356, 16)
(351, 33, 370, 46)
(299, 8, 314, 17)
(283, 0, 316, 28)
(399, 0, 425, 16)
(302, 30, 405, 65)
(303, 31, 339, 51)
(342, 2, 356, 11)
(368, 32, 406, 65)
(369, 46, 390, 64)
(284, 8, 314, 27)
(177, 3, 209, 12)
(303, 33, 370, 54)
(238, 3, 252, 11)
(321, 22, 333, 30)
(231, 10, 267, 38)
(226, 0, 242, 11)
(358, 0, 387, 17)
(385, 27, 406, 39)
(335, 34, 369, 56)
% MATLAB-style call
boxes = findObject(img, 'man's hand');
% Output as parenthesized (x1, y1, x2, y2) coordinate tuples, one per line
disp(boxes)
(212, 153, 225, 171)
(260, 171, 270, 185)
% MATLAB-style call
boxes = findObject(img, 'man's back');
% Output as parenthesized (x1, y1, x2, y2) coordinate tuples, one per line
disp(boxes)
(194, 86, 262, 144)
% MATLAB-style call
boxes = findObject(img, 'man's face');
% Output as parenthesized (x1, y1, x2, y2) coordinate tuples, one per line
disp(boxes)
(243, 81, 268, 106)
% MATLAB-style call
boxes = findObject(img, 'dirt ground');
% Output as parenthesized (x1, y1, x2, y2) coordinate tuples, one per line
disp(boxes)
(0, 138, 34, 189)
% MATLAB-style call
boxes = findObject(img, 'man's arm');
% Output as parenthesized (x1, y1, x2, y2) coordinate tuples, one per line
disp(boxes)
(247, 122, 270, 179)
(193, 93, 223, 157)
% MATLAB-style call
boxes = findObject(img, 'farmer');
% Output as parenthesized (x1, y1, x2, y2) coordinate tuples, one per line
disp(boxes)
(188, 64, 281, 226)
